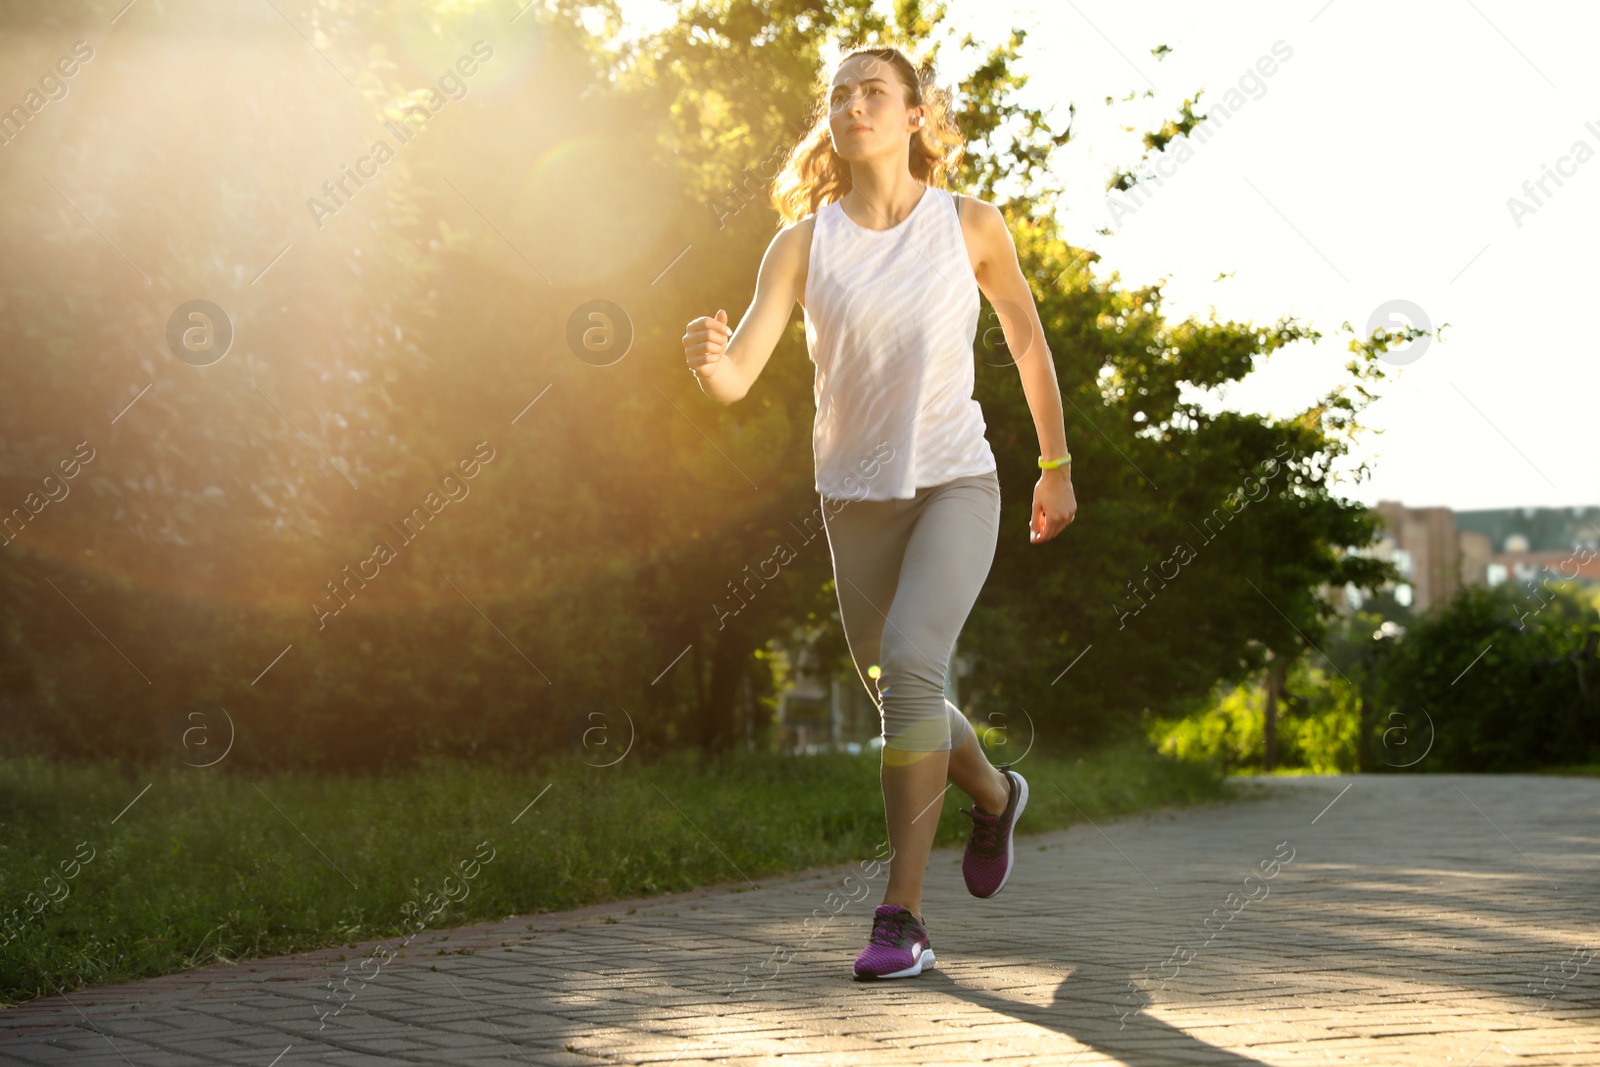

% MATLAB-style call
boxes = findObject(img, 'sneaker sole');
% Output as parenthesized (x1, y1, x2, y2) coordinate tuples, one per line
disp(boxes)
(854, 948, 936, 980)
(977, 772, 1029, 898)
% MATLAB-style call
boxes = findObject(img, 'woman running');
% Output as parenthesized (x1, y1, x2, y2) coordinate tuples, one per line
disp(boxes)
(682, 43, 1076, 980)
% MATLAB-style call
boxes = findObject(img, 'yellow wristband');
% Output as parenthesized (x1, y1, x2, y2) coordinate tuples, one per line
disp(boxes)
(1038, 452, 1071, 470)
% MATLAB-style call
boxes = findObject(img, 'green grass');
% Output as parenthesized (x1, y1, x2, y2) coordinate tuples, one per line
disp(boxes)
(0, 742, 1231, 1006)
(1533, 763, 1600, 778)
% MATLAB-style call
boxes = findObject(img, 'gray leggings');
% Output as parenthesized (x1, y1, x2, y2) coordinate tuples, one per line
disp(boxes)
(821, 470, 1002, 753)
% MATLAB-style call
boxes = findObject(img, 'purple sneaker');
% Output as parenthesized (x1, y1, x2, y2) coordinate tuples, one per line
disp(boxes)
(961, 763, 1028, 898)
(852, 904, 935, 980)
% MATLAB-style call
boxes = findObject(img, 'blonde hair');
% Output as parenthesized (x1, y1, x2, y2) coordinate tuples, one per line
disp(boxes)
(769, 45, 965, 227)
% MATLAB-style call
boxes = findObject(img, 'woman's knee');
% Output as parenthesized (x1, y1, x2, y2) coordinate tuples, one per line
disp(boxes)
(871, 584, 967, 756)
(877, 632, 946, 690)
(947, 699, 978, 751)
(878, 699, 950, 752)
(881, 718, 952, 762)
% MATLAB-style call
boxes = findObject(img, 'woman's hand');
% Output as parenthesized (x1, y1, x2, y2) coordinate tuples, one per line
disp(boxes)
(683, 309, 730, 378)
(1030, 468, 1077, 543)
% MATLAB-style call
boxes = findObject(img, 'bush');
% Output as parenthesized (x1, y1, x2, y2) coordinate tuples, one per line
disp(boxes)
(1148, 660, 1361, 774)
(1373, 584, 1600, 772)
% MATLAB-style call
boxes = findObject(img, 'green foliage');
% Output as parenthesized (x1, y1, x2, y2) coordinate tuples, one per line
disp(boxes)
(1146, 581, 1600, 775)
(1371, 583, 1600, 772)
(1149, 680, 1263, 771)
(1148, 661, 1362, 774)
(0, 0, 1401, 768)
(964, 232, 1398, 751)
(0, 742, 1227, 1005)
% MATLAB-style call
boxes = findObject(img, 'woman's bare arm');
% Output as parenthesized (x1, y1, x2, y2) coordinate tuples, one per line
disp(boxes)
(962, 196, 1077, 540)
(965, 199, 1070, 465)
(684, 218, 812, 405)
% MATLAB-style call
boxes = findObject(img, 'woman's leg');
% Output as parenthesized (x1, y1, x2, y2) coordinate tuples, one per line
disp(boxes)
(822, 496, 942, 917)
(873, 473, 1002, 916)
(945, 700, 1010, 816)
(879, 747, 950, 917)
(875, 707, 1005, 918)
(820, 496, 912, 732)
(822, 474, 1007, 917)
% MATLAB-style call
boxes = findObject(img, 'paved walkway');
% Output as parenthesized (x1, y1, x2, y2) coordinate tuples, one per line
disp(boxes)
(3, 773, 1598, 1066)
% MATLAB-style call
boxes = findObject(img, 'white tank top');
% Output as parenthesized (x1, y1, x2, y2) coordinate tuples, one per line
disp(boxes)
(802, 184, 998, 501)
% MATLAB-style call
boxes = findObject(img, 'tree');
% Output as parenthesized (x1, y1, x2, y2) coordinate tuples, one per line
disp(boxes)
(0, 0, 1408, 770)
(1374, 584, 1600, 771)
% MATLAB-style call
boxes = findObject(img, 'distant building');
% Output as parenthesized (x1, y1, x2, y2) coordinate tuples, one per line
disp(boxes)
(1495, 549, 1600, 588)
(1455, 505, 1600, 589)
(1340, 502, 1600, 615)
(772, 635, 973, 753)
(770, 641, 871, 753)
(1360, 502, 1488, 613)
(1455, 505, 1600, 555)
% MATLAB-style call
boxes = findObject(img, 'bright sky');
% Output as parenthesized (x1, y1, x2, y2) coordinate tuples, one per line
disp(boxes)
(617, 0, 1598, 512)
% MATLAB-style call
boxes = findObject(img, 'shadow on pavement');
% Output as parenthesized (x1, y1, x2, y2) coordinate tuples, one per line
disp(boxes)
(919, 959, 1274, 1066)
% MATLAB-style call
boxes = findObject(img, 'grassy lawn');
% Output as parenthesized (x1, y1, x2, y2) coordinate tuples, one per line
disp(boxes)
(0, 743, 1231, 1006)
(1533, 763, 1600, 777)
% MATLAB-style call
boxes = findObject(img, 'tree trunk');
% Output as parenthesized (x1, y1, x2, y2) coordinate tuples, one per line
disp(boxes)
(1355, 689, 1373, 772)
(697, 625, 758, 753)
(1263, 652, 1282, 771)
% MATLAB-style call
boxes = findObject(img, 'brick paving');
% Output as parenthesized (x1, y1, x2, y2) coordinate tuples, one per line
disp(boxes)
(3, 772, 1598, 1065)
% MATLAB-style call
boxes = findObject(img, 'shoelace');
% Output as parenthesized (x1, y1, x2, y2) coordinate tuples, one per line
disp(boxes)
(869, 909, 913, 947)
(964, 771, 1011, 857)
(962, 804, 1004, 857)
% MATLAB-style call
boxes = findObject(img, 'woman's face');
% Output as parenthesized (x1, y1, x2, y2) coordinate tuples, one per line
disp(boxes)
(827, 54, 920, 161)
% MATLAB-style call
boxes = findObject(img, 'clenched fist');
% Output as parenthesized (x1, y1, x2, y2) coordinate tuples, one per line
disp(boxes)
(683, 309, 730, 378)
